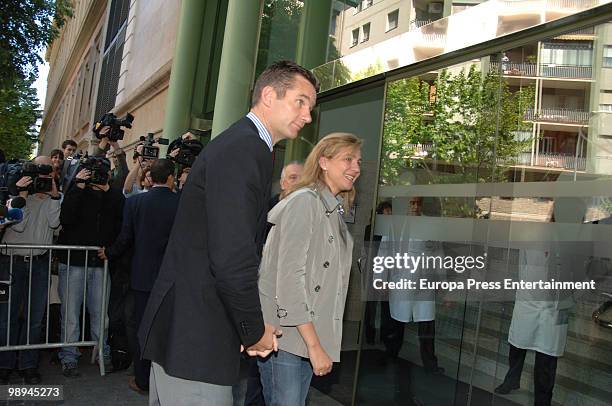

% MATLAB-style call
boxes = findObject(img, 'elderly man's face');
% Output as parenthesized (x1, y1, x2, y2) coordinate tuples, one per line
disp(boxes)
(280, 163, 303, 191)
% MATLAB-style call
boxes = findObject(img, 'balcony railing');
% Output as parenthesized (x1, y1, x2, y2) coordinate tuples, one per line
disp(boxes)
(410, 19, 434, 30)
(525, 108, 590, 124)
(491, 62, 591, 78)
(515, 151, 586, 170)
(491, 61, 537, 76)
(400, 144, 586, 170)
(546, 0, 598, 10)
(560, 26, 595, 36)
(539, 64, 592, 78)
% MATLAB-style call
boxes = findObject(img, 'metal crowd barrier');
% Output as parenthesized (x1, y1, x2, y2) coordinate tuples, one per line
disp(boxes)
(0, 243, 109, 376)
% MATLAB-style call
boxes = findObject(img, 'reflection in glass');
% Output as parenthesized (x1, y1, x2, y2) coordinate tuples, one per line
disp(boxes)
(314, 0, 606, 92)
(380, 63, 534, 218)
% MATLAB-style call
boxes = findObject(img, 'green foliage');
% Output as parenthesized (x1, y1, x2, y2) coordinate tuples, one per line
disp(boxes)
(0, 0, 72, 87)
(255, 0, 303, 78)
(352, 59, 385, 81)
(0, 77, 41, 159)
(0, 0, 71, 158)
(312, 38, 352, 92)
(380, 64, 535, 217)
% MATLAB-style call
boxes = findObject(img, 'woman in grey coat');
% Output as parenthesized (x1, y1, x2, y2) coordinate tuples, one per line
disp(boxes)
(257, 132, 362, 406)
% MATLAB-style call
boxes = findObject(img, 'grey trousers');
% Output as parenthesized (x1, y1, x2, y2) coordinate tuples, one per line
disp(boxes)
(149, 361, 232, 406)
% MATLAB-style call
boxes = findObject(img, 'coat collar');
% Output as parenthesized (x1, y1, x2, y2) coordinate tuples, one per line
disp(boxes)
(267, 184, 344, 225)
(313, 183, 344, 217)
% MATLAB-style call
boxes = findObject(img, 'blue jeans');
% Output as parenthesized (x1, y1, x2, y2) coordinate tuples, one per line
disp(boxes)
(0, 255, 50, 370)
(257, 350, 313, 406)
(57, 264, 110, 365)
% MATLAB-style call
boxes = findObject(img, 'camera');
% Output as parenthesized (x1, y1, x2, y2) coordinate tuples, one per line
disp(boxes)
(6, 161, 53, 196)
(135, 133, 169, 161)
(77, 156, 112, 185)
(92, 112, 134, 141)
(167, 138, 203, 167)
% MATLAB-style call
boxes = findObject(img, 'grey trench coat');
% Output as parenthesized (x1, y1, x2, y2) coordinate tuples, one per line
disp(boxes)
(258, 186, 353, 361)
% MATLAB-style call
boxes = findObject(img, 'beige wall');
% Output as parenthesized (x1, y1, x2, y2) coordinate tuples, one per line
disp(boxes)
(115, 0, 180, 107)
(42, 0, 180, 157)
(113, 87, 170, 165)
(40, 1, 106, 155)
(340, 0, 412, 56)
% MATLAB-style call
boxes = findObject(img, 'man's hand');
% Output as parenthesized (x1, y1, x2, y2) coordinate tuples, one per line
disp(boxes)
(168, 148, 180, 158)
(49, 178, 60, 198)
(307, 343, 333, 376)
(245, 323, 281, 358)
(16, 176, 32, 197)
(75, 169, 91, 189)
(181, 132, 196, 140)
(135, 144, 144, 162)
(109, 140, 122, 152)
(97, 247, 107, 260)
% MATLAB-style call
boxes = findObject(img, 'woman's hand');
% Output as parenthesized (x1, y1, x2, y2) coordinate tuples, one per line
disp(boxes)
(307, 343, 332, 376)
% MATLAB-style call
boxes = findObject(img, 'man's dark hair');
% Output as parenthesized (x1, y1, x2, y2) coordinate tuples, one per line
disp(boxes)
(150, 159, 175, 184)
(251, 60, 320, 107)
(61, 139, 77, 149)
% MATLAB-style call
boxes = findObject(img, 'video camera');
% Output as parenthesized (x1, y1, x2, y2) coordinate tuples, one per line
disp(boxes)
(167, 137, 203, 167)
(3, 161, 54, 196)
(92, 112, 134, 142)
(77, 156, 112, 185)
(134, 133, 169, 161)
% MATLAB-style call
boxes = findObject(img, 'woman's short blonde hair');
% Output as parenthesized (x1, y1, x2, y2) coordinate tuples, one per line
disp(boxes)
(283, 132, 362, 207)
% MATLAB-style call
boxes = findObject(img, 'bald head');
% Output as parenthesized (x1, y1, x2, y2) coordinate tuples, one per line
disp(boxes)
(34, 156, 53, 166)
(280, 162, 303, 191)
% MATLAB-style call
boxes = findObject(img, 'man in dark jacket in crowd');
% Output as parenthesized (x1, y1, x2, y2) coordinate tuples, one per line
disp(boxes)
(99, 159, 179, 394)
(56, 157, 124, 377)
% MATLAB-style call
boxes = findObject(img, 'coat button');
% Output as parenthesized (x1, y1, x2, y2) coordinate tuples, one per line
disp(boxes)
(328, 235, 334, 243)
(323, 261, 330, 268)
(314, 285, 321, 292)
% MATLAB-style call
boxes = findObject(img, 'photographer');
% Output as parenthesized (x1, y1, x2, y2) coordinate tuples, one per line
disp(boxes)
(94, 128, 129, 190)
(167, 132, 203, 192)
(59, 140, 78, 192)
(123, 144, 152, 197)
(0, 156, 61, 385)
(98, 159, 179, 394)
(56, 156, 124, 378)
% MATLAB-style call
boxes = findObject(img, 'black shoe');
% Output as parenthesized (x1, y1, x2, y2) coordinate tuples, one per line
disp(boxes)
(494, 381, 519, 395)
(22, 368, 41, 384)
(62, 362, 80, 378)
(0, 368, 10, 384)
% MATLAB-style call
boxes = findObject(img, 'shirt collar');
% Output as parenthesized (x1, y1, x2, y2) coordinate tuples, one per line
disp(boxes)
(246, 112, 273, 152)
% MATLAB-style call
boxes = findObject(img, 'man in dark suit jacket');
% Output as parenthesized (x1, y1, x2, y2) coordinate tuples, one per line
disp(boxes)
(98, 159, 180, 394)
(137, 61, 319, 405)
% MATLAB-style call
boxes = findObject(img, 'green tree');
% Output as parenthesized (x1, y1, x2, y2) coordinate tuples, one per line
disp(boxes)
(380, 64, 534, 217)
(0, 0, 71, 158)
(255, 0, 303, 78)
(0, 0, 71, 88)
(0, 77, 41, 159)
